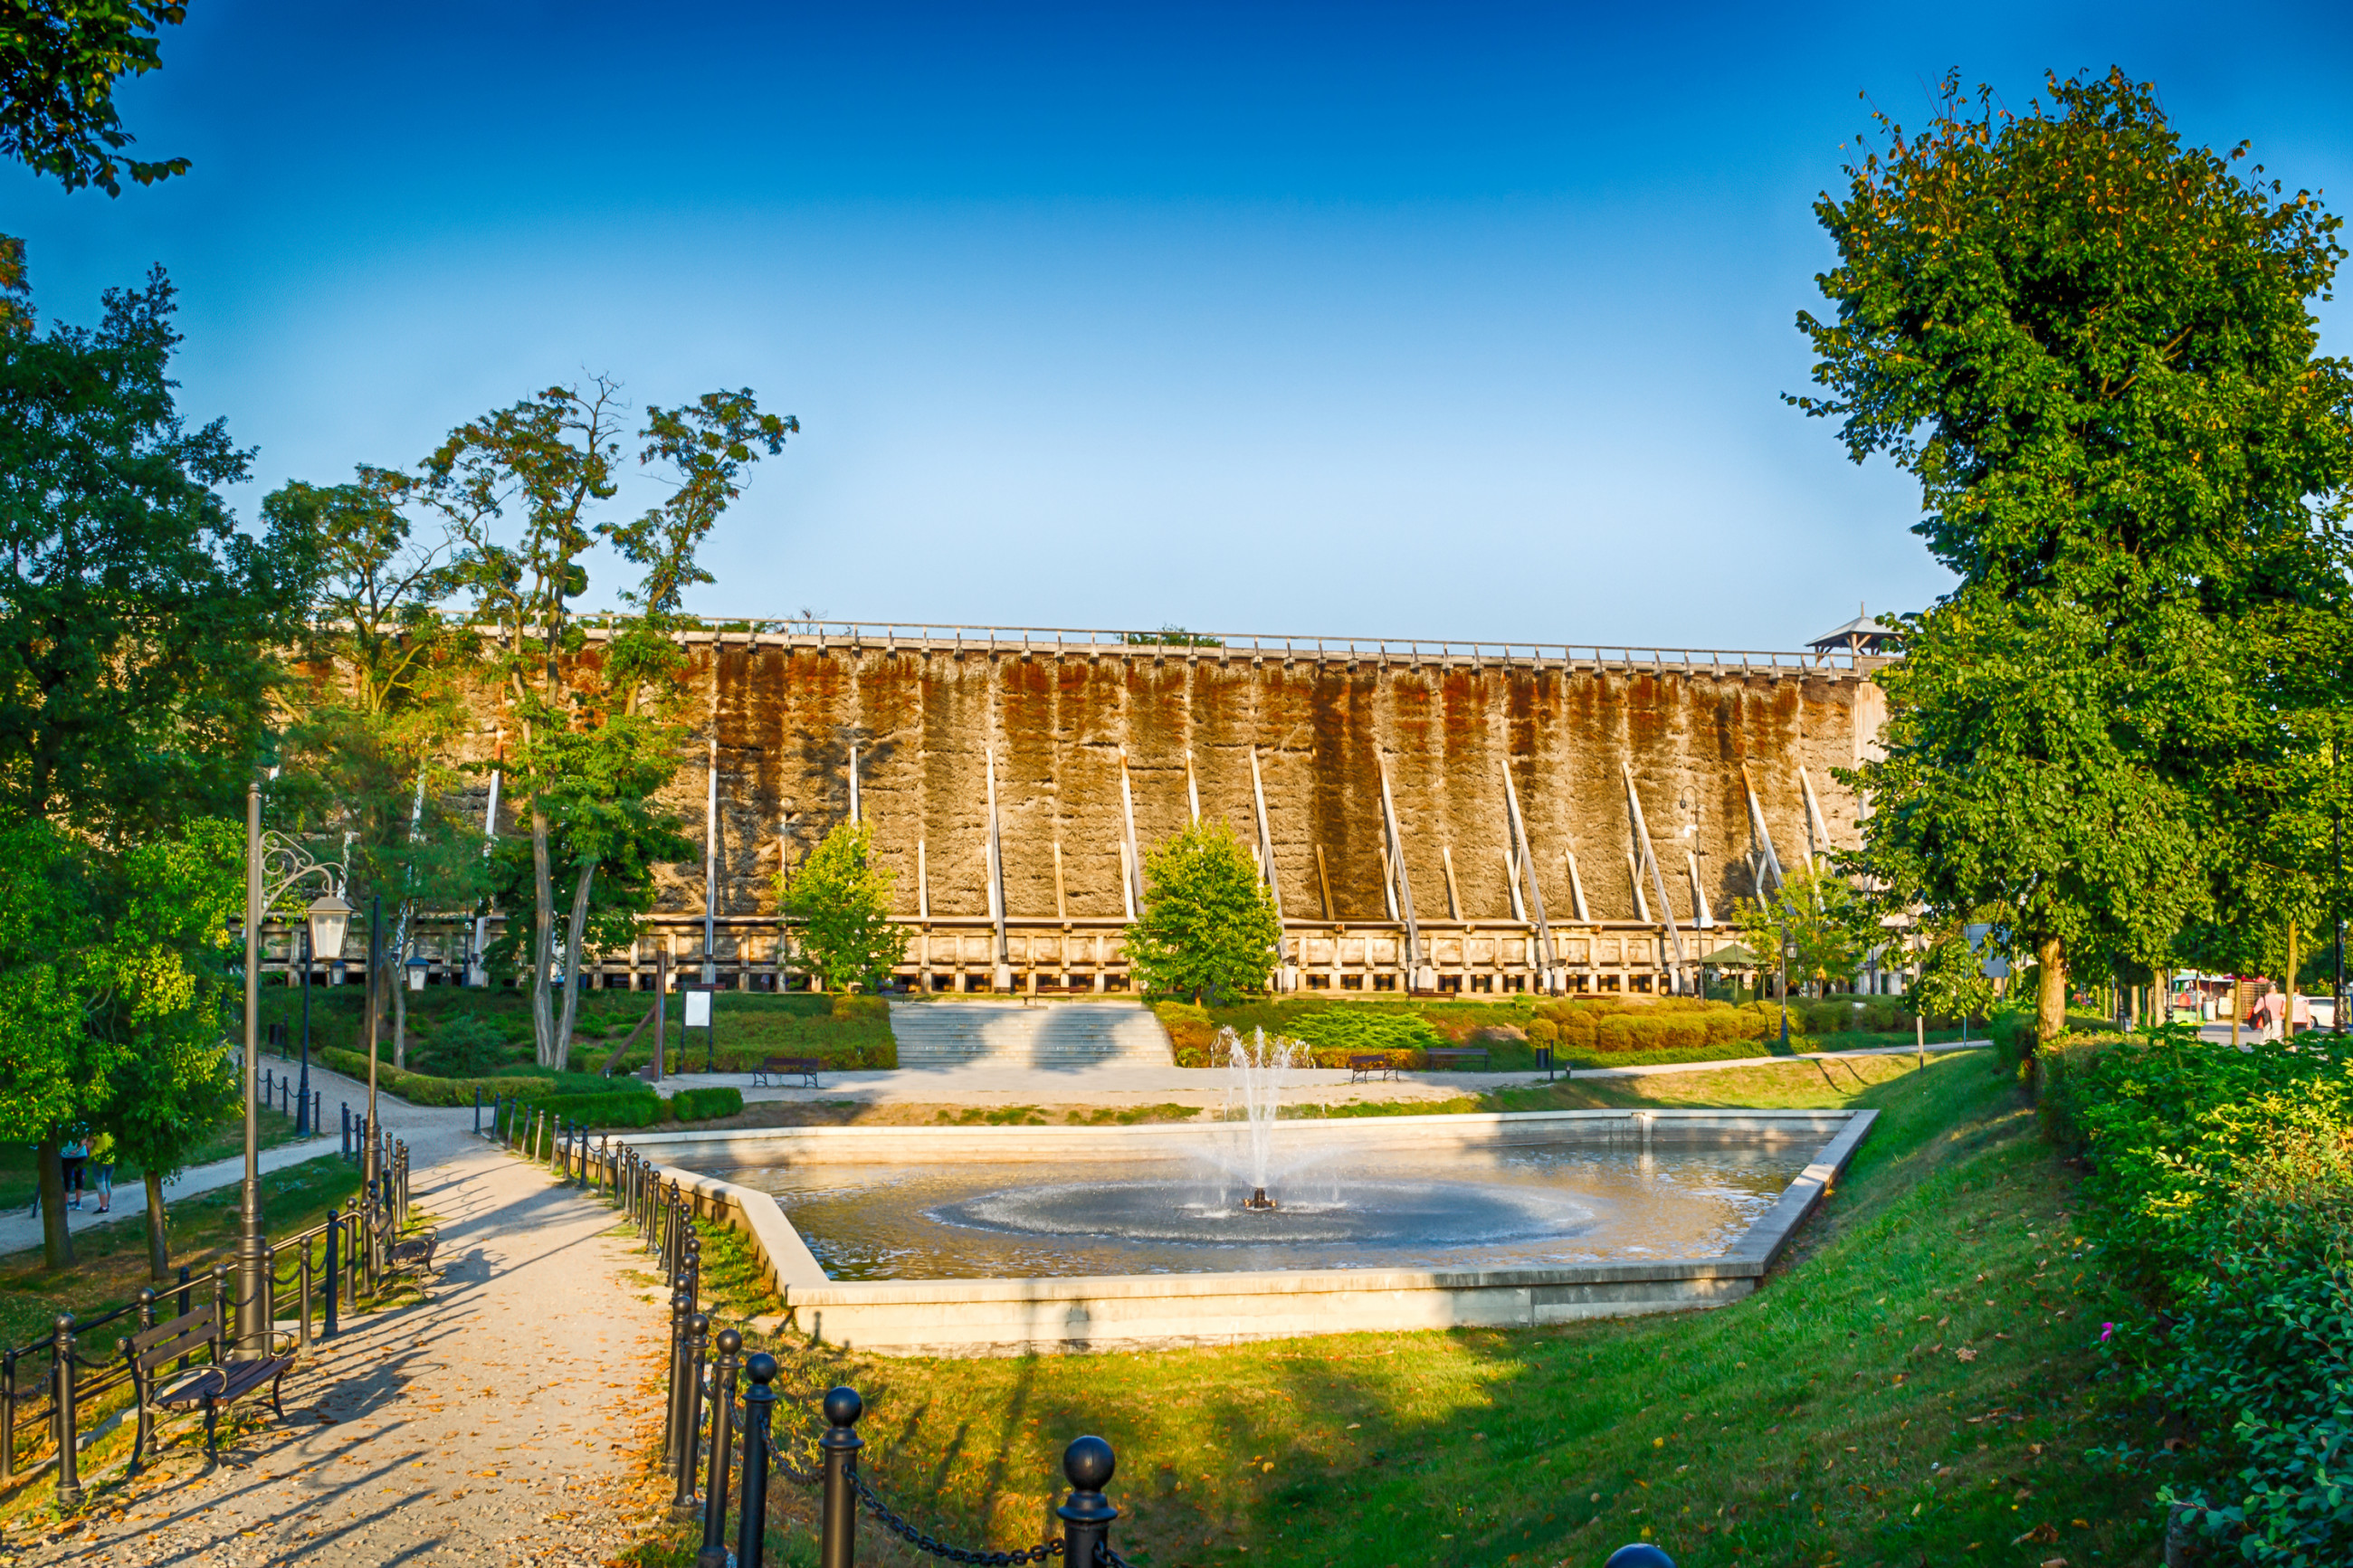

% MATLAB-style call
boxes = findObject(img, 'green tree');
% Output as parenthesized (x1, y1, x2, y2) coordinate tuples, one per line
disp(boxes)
(1731, 863, 1870, 1000)
(0, 261, 310, 1264)
(0, 1, 189, 195)
(1125, 820, 1282, 1002)
(267, 468, 485, 1068)
(1909, 920, 1996, 1026)
(0, 267, 315, 840)
(433, 380, 794, 1065)
(92, 818, 239, 1279)
(779, 821, 908, 993)
(0, 821, 110, 1266)
(1795, 69, 2353, 1055)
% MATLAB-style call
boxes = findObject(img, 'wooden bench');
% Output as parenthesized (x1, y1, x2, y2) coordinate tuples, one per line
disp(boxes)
(373, 1211, 441, 1285)
(1348, 1053, 1398, 1083)
(1424, 1046, 1491, 1071)
(751, 1056, 823, 1088)
(119, 1303, 292, 1472)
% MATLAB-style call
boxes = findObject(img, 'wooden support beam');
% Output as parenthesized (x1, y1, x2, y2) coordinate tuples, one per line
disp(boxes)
(1565, 849, 1591, 923)
(1500, 755, 1557, 986)
(1441, 847, 1463, 921)
(1623, 762, 1688, 984)
(1118, 748, 1146, 916)
(1377, 758, 1425, 981)
(1053, 841, 1068, 925)
(1740, 761, 1786, 895)
(1798, 765, 1834, 870)
(1185, 751, 1201, 824)
(1315, 844, 1336, 921)
(984, 746, 1010, 978)
(1248, 746, 1282, 919)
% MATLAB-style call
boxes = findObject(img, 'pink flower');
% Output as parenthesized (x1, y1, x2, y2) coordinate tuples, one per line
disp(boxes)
(2099, 1323, 2115, 1343)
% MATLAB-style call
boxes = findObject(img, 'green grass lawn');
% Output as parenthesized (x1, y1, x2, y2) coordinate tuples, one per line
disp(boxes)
(628, 1050, 2174, 1568)
(260, 984, 896, 1081)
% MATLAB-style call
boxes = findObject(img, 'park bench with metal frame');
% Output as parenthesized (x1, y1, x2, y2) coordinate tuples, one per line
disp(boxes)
(751, 1056, 823, 1088)
(1423, 1046, 1491, 1071)
(1347, 1053, 1398, 1082)
(119, 1303, 292, 1472)
(372, 1206, 441, 1286)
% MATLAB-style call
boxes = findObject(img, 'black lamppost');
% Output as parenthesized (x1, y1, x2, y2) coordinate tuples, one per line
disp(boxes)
(241, 805, 353, 1351)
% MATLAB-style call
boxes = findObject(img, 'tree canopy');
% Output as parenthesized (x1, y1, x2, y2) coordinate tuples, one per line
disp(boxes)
(0, 1, 189, 195)
(780, 821, 908, 993)
(1797, 69, 2353, 1046)
(1125, 820, 1283, 1002)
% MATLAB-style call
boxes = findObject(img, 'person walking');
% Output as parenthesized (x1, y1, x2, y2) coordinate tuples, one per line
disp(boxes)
(60, 1136, 87, 1212)
(88, 1132, 115, 1215)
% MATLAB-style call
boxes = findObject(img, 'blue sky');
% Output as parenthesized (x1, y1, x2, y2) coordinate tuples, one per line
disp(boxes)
(6, 1, 2351, 649)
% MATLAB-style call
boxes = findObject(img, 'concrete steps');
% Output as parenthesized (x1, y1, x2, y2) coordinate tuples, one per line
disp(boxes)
(886, 1000, 1176, 1069)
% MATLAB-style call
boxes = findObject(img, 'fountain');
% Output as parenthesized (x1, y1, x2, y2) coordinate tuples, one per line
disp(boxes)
(1221, 1026, 1301, 1211)
(623, 1021, 1883, 1354)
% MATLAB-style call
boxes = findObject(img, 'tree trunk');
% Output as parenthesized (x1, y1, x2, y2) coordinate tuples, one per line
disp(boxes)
(530, 805, 557, 1067)
(555, 857, 597, 1070)
(2286, 925, 2301, 1036)
(35, 1136, 71, 1269)
(2035, 936, 2068, 1049)
(145, 1168, 170, 1281)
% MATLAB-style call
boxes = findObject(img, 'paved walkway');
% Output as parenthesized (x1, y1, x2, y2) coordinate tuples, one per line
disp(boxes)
(0, 1067, 478, 1260)
(32, 1093, 668, 1567)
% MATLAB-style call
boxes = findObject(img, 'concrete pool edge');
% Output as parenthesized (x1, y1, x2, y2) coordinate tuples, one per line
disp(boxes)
(622, 1107, 1878, 1356)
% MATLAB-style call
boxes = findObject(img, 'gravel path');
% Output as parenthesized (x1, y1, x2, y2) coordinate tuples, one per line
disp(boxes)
(35, 1120, 671, 1567)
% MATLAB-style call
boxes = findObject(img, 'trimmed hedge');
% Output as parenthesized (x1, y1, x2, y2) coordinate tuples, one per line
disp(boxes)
(319, 1046, 541, 1107)
(492, 1082, 744, 1131)
(670, 1086, 744, 1122)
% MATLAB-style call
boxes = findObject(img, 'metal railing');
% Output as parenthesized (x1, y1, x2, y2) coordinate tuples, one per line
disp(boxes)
(577, 615, 1864, 676)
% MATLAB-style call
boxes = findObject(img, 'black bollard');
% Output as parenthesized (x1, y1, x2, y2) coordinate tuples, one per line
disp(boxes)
(473, 1088, 482, 1136)
(52, 1316, 81, 1509)
(737, 1354, 777, 1568)
(1057, 1435, 1119, 1568)
(818, 1386, 863, 1568)
(323, 1205, 340, 1337)
(1603, 1547, 1675, 1568)
(696, 1329, 741, 1568)
(672, 1313, 710, 1518)
(664, 1283, 692, 1475)
(341, 1101, 350, 1157)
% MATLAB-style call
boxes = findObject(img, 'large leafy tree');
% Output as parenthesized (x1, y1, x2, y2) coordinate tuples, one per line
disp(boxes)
(1796, 69, 2353, 1053)
(780, 821, 909, 993)
(1126, 820, 1283, 1002)
(0, 262, 312, 1264)
(0, 267, 315, 839)
(434, 381, 794, 1067)
(0, 1, 189, 195)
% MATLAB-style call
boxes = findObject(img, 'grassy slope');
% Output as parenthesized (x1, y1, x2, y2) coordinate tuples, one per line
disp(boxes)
(645, 1051, 2166, 1567)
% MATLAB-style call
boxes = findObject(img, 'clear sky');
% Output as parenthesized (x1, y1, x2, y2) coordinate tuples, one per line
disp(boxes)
(6, 2, 2350, 649)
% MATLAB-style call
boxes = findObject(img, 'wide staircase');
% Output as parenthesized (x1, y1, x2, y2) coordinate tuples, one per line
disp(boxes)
(886, 999, 1176, 1069)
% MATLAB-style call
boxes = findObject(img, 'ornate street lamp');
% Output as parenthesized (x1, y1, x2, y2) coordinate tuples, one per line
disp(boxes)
(240, 803, 352, 1354)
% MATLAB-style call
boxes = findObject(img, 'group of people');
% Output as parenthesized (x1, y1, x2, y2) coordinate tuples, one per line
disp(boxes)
(24, 1134, 115, 1216)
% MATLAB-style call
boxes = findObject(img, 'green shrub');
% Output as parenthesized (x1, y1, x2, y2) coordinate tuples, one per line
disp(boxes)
(2048, 1028, 2353, 1560)
(319, 1045, 541, 1107)
(1523, 1018, 1558, 1045)
(670, 1086, 744, 1122)
(1284, 1007, 1443, 1057)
